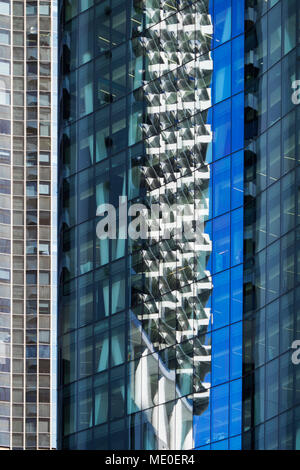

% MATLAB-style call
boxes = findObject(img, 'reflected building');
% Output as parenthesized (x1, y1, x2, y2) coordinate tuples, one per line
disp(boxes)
(59, 0, 213, 450)
(128, 1, 213, 449)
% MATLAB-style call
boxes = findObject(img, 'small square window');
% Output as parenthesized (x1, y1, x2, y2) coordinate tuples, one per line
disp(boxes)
(0, 1, 10, 16)
(0, 208, 10, 224)
(26, 271, 37, 285)
(0, 268, 10, 282)
(27, 62, 37, 77)
(26, 299, 37, 315)
(40, 3, 50, 16)
(39, 330, 50, 344)
(0, 149, 10, 164)
(26, 241, 37, 255)
(39, 152, 50, 164)
(26, 152, 37, 166)
(0, 90, 10, 105)
(39, 419, 50, 433)
(39, 271, 49, 285)
(39, 345, 50, 358)
(26, 2, 37, 16)
(0, 417, 9, 432)
(26, 182, 37, 196)
(0, 30, 9, 45)
(0, 119, 10, 134)
(39, 211, 50, 225)
(27, 92, 37, 106)
(40, 122, 50, 137)
(0, 238, 10, 254)
(39, 301, 50, 315)
(39, 242, 50, 256)
(39, 388, 50, 402)
(39, 183, 50, 195)
(0, 298, 10, 313)
(40, 92, 50, 106)
(40, 63, 50, 76)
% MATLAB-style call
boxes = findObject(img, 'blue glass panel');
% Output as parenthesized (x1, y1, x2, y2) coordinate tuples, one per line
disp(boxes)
(211, 439, 229, 450)
(193, 406, 211, 448)
(231, 264, 243, 323)
(212, 383, 229, 442)
(212, 326, 230, 385)
(214, 0, 231, 47)
(230, 380, 242, 437)
(212, 270, 230, 329)
(232, 0, 244, 38)
(213, 42, 231, 104)
(213, 213, 230, 273)
(196, 444, 211, 450)
(213, 156, 230, 218)
(213, 99, 231, 161)
(230, 323, 243, 380)
(229, 435, 242, 450)
(231, 207, 243, 266)
(232, 36, 244, 95)
(232, 93, 244, 153)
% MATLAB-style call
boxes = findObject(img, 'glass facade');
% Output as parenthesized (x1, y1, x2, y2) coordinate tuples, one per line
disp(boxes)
(243, 0, 300, 450)
(194, 0, 244, 450)
(58, 0, 300, 452)
(0, 0, 55, 450)
(58, 0, 243, 451)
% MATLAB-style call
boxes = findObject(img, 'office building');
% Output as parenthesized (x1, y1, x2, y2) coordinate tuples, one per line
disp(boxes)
(0, 0, 56, 450)
(57, 0, 300, 450)
(242, 0, 300, 450)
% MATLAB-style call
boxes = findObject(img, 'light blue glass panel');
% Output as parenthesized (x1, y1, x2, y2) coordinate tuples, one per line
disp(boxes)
(0, 1, 9, 15)
(231, 264, 243, 323)
(232, 0, 244, 38)
(214, 0, 231, 47)
(213, 42, 231, 104)
(230, 379, 242, 437)
(212, 326, 230, 386)
(213, 99, 231, 161)
(213, 156, 230, 218)
(193, 406, 211, 448)
(230, 323, 243, 380)
(232, 36, 244, 95)
(211, 439, 229, 450)
(195, 444, 211, 450)
(212, 270, 230, 329)
(230, 435, 242, 449)
(212, 383, 229, 442)
(213, 213, 230, 273)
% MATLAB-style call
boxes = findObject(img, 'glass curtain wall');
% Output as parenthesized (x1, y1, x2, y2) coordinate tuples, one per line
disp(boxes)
(243, 0, 300, 450)
(59, 0, 215, 450)
(194, 0, 244, 450)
